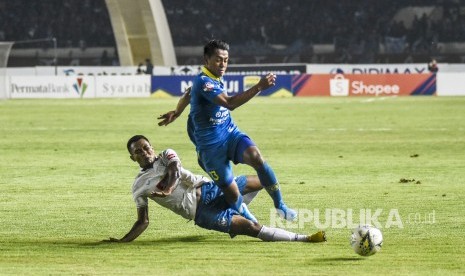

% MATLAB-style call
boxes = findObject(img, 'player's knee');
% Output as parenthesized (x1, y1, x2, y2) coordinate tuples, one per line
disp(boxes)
(246, 221, 262, 237)
(246, 176, 263, 191)
(222, 183, 240, 202)
(244, 149, 265, 169)
(226, 192, 239, 203)
(230, 216, 261, 237)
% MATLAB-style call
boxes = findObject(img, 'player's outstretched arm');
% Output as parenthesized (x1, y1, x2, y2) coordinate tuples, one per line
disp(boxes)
(102, 206, 149, 242)
(157, 87, 191, 126)
(214, 73, 276, 111)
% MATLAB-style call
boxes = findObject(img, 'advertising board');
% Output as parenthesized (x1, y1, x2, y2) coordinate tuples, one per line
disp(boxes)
(294, 74, 436, 96)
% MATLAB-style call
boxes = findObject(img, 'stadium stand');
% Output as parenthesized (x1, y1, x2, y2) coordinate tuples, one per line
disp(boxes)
(163, 0, 465, 64)
(0, 0, 117, 66)
(0, 0, 114, 47)
(1, 0, 464, 65)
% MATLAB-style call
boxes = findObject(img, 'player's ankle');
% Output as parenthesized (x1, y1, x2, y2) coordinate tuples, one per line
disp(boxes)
(276, 204, 297, 221)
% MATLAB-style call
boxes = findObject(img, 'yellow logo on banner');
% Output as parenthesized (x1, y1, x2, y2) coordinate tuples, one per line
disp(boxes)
(243, 76, 261, 91)
(270, 88, 293, 98)
(151, 90, 174, 98)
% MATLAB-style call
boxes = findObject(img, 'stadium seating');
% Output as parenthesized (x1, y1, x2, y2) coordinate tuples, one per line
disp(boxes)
(1, 0, 464, 65)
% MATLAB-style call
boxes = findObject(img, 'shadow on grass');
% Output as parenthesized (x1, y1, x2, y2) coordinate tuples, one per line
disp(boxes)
(83, 235, 211, 247)
(312, 257, 365, 262)
(5, 235, 211, 248)
(7, 235, 262, 250)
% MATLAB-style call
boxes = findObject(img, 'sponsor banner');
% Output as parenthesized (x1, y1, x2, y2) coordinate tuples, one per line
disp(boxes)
(437, 73, 465, 96)
(151, 75, 293, 97)
(0, 69, 7, 99)
(169, 65, 202, 76)
(441, 64, 465, 73)
(168, 64, 305, 76)
(95, 76, 151, 98)
(227, 64, 306, 75)
(5, 67, 36, 76)
(34, 66, 171, 76)
(9, 76, 95, 99)
(306, 64, 429, 74)
(294, 74, 436, 97)
(151, 76, 193, 97)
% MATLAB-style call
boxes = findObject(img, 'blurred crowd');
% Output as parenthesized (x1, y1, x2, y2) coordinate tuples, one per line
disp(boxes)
(0, 0, 114, 48)
(1, 0, 464, 64)
(163, 0, 465, 62)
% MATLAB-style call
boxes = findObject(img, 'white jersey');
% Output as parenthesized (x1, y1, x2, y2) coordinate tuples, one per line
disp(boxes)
(131, 149, 210, 220)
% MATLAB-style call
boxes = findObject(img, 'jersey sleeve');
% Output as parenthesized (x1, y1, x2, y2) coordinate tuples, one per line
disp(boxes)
(132, 177, 149, 208)
(198, 75, 224, 103)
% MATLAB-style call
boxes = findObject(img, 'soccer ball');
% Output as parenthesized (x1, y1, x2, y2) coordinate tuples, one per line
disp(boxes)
(350, 225, 383, 256)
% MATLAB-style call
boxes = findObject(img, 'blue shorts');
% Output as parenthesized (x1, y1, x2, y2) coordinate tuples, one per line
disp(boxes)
(198, 131, 255, 187)
(187, 116, 208, 171)
(194, 175, 247, 234)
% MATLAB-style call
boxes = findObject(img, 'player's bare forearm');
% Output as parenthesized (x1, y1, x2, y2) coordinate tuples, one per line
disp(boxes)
(118, 220, 149, 242)
(176, 87, 191, 114)
(103, 207, 149, 242)
(216, 73, 276, 110)
(157, 87, 191, 126)
(103, 224, 147, 242)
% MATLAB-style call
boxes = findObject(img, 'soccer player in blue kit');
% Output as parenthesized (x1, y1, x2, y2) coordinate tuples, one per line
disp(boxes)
(158, 39, 297, 222)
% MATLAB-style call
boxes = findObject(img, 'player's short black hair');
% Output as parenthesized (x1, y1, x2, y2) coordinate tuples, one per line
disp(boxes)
(204, 39, 229, 58)
(127, 135, 150, 153)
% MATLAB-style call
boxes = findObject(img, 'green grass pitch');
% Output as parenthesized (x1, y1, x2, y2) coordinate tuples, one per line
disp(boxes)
(0, 97, 464, 275)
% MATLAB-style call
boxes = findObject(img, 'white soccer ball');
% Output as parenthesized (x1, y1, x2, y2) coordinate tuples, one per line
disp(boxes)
(350, 225, 383, 256)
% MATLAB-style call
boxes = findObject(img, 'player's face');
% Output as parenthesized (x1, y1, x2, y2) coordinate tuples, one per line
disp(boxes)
(130, 139, 156, 169)
(205, 49, 228, 78)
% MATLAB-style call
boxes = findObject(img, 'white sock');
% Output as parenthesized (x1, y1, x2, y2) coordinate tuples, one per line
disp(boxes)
(243, 191, 259, 205)
(257, 226, 308, 242)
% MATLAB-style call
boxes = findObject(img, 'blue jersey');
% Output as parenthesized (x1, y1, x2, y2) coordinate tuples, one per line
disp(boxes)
(189, 66, 238, 150)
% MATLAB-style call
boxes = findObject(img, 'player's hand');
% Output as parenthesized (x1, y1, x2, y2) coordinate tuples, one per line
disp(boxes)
(102, 237, 121, 242)
(157, 111, 178, 126)
(150, 189, 172, 198)
(257, 73, 277, 91)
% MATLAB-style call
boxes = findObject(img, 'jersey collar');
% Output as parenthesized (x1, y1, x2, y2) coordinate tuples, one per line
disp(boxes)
(202, 66, 222, 81)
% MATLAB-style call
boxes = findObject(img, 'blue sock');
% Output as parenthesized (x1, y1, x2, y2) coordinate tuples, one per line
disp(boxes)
(257, 162, 283, 208)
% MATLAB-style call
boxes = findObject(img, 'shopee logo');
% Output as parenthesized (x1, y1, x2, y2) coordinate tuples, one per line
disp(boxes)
(352, 81, 399, 95)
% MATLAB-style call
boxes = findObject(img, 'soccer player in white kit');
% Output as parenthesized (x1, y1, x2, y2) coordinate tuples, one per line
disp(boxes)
(103, 135, 326, 243)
